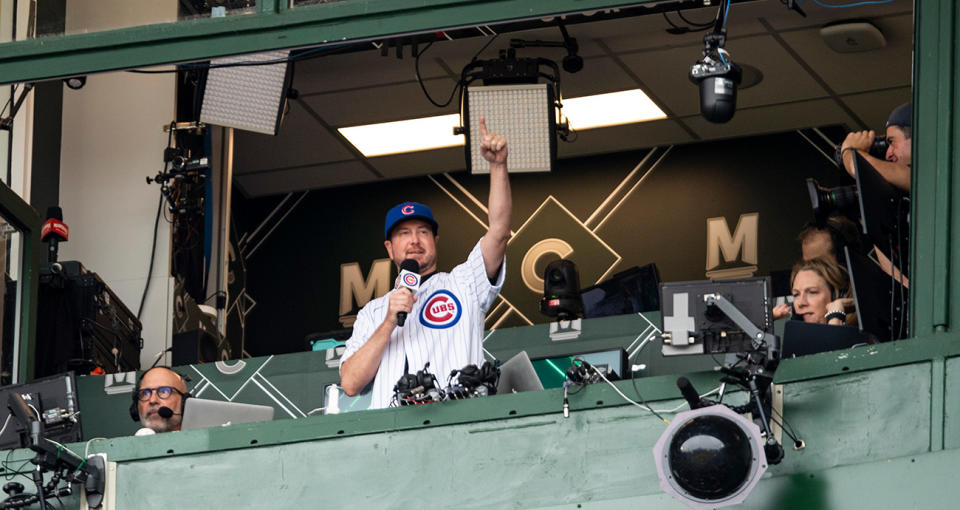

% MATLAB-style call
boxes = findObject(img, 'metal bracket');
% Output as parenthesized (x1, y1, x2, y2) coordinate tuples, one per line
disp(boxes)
(703, 293, 776, 350)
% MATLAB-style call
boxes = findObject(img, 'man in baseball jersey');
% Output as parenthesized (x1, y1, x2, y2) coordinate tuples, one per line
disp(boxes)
(339, 118, 511, 409)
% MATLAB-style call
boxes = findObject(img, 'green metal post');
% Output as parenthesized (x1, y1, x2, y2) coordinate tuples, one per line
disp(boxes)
(0, 181, 41, 382)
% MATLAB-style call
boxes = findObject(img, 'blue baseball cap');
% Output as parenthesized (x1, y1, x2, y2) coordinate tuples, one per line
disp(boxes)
(886, 102, 912, 129)
(384, 202, 439, 240)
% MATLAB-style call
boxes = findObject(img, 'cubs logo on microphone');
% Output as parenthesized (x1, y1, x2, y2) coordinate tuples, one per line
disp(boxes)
(420, 290, 462, 329)
(401, 204, 415, 215)
(403, 273, 419, 287)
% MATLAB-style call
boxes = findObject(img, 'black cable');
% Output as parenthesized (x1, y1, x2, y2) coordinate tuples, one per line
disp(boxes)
(629, 367, 667, 423)
(137, 193, 163, 322)
(416, 34, 499, 109)
(138, 122, 177, 320)
(888, 234, 896, 341)
(0, 84, 16, 118)
(896, 196, 908, 339)
(415, 42, 460, 108)
(677, 8, 717, 27)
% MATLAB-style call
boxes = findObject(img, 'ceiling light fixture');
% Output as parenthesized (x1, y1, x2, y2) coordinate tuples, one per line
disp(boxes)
(338, 88, 664, 158)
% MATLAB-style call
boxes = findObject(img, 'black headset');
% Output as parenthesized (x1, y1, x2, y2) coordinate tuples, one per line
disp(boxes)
(128, 366, 192, 422)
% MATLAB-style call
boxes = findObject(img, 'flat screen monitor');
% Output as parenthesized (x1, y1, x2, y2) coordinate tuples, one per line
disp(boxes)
(581, 264, 661, 319)
(0, 372, 82, 450)
(659, 277, 773, 356)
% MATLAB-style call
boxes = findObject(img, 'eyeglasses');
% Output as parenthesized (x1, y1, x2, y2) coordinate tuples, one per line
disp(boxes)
(136, 386, 185, 401)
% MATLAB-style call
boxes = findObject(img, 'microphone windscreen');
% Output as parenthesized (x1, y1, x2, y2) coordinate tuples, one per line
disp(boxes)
(135, 427, 157, 436)
(45, 206, 63, 221)
(158, 406, 174, 419)
(400, 259, 419, 273)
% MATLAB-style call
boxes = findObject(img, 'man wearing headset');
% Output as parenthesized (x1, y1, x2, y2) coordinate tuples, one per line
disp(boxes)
(133, 367, 189, 433)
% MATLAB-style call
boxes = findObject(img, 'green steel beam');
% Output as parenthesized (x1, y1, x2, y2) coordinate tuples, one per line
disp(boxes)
(0, 0, 650, 86)
(774, 333, 960, 384)
(0, 181, 41, 382)
(912, 0, 958, 335)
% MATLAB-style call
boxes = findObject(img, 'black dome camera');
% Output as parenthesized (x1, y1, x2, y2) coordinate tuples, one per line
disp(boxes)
(690, 32, 741, 124)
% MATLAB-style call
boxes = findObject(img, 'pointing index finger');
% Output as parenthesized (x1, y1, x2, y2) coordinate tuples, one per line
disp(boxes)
(479, 117, 488, 138)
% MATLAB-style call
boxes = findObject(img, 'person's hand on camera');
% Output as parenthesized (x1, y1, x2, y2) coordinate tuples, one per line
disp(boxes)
(840, 130, 875, 179)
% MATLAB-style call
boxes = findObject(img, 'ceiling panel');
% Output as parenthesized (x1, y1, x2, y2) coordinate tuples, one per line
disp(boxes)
(840, 87, 913, 132)
(235, 160, 377, 196)
(302, 80, 459, 128)
(780, 14, 913, 96)
(557, 119, 695, 158)
(369, 147, 467, 179)
(682, 98, 858, 141)
(233, 99, 357, 174)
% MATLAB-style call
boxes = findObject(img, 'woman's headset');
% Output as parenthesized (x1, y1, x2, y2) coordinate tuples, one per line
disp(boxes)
(128, 366, 192, 422)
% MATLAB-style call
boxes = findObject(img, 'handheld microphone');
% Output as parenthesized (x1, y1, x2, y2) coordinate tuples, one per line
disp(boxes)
(396, 259, 420, 327)
(157, 406, 181, 419)
(41, 206, 69, 263)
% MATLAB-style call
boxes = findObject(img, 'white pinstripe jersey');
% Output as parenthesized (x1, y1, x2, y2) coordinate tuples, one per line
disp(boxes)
(340, 240, 505, 410)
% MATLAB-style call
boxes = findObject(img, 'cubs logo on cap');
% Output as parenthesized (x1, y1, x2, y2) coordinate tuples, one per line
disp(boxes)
(384, 201, 439, 239)
(419, 290, 462, 329)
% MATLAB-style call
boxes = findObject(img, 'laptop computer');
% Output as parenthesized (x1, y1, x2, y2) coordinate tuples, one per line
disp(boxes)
(180, 398, 275, 431)
(496, 351, 544, 394)
(781, 320, 866, 358)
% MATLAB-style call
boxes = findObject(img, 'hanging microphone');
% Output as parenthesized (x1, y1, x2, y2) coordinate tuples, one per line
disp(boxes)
(396, 259, 421, 327)
(41, 206, 69, 263)
(157, 406, 181, 419)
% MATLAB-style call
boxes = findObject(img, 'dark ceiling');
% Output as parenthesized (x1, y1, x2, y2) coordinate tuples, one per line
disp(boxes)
(229, 0, 913, 197)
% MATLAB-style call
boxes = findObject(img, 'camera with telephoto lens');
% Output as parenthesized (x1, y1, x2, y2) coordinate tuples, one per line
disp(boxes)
(806, 178, 859, 226)
(833, 136, 887, 167)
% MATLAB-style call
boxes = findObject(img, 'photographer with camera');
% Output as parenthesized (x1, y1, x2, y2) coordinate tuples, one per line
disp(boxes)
(839, 102, 911, 192)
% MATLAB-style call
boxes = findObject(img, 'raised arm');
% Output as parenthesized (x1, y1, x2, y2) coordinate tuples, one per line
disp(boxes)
(478, 117, 512, 280)
(841, 130, 910, 191)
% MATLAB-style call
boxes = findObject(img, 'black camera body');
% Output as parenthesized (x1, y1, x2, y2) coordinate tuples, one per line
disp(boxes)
(833, 136, 887, 167)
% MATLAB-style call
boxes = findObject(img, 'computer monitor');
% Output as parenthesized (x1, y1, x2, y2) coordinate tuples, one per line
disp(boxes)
(659, 277, 773, 356)
(0, 372, 82, 450)
(581, 264, 661, 319)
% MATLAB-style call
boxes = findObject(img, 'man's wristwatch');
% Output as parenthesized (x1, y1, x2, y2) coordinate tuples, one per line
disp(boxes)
(824, 309, 846, 323)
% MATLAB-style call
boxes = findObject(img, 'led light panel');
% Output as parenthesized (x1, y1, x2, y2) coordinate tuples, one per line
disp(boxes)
(200, 50, 291, 135)
(467, 84, 554, 174)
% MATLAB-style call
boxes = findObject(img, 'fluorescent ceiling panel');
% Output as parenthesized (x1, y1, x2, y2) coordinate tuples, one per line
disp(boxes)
(337, 114, 461, 157)
(340, 88, 664, 158)
(562, 89, 667, 129)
